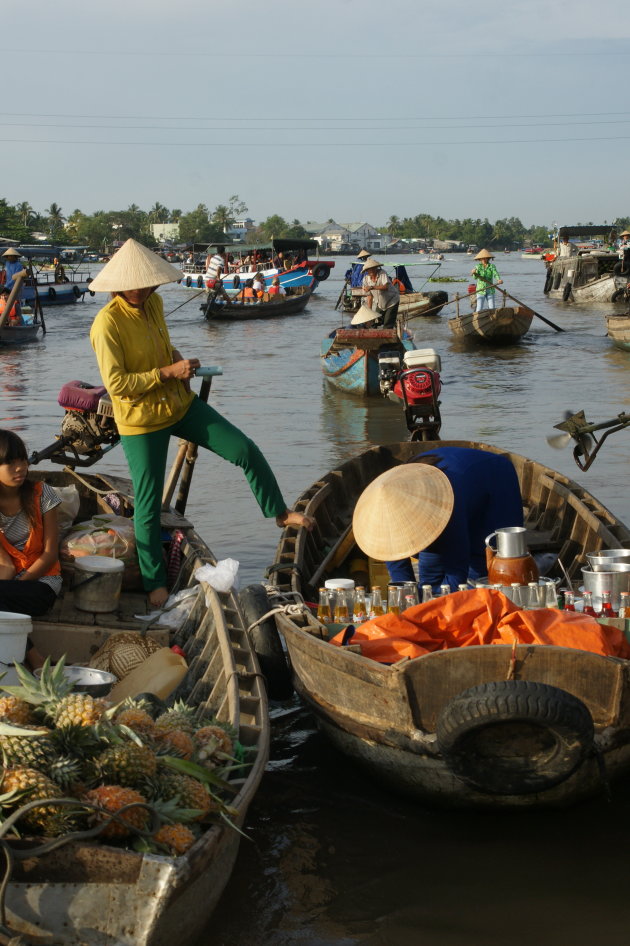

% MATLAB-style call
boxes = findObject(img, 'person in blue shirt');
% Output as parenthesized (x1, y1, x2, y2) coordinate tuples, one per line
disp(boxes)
(2, 248, 24, 291)
(352, 446, 524, 592)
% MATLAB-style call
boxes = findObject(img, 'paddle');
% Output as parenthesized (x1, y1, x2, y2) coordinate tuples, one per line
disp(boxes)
(0, 271, 25, 331)
(485, 284, 565, 333)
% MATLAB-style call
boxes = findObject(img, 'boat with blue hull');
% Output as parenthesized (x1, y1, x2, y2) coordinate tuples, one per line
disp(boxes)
(321, 327, 415, 397)
(14, 245, 94, 306)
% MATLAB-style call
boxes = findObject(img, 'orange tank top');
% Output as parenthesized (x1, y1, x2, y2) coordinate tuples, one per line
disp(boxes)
(0, 482, 61, 576)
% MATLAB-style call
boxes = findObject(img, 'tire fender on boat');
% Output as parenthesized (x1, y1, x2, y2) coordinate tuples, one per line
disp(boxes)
(238, 583, 293, 700)
(543, 270, 553, 294)
(435, 679, 594, 795)
(73, 285, 82, 299)
(48, 287, 56, 300)
(232, 274, 240, 290)
(197, 276, 204, 289)
(562, 283, 573, 302)
(186, 276, 192, 288)
(313, 264, 329, 281)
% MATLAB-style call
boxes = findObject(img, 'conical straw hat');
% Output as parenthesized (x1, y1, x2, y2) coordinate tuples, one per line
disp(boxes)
(357, 249, 371, 259)
(352, 463, 454, 561)
(351, 304, 377, 325)
(362, 258, 382, 272)
(474, 248, 494, 260)
(2, 248, 21, 258)
(621, 230, 630, 237)
(88, 239, 182, 292)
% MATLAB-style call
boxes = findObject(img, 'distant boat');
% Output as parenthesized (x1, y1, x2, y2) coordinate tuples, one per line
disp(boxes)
(180, 238, 334, 290)
(15, 245, 94, 306)
(201, 284, 314, 321)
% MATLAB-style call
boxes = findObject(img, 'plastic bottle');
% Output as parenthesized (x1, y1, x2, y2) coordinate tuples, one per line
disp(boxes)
(108, 648, 188, 703)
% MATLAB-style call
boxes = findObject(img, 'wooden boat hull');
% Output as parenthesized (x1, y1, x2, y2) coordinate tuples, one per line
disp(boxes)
(545, 254, 628, 304)
(203, 285, 312, 320)
(606, 314, 630, 351)
(0, 324, 42, 345)
(344, 289, 448, 319)
(269, 440, 630, 808)
(448, 306, 533, 343)
(3, 467, 269, 945)
(321, 329, 414, 397)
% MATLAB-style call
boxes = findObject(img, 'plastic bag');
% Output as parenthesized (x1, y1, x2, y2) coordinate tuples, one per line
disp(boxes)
(135, 586, 199, 629)
(194, 558, 240, 593)
(51, 485, 80, 539)
(60, 513, 141, 591)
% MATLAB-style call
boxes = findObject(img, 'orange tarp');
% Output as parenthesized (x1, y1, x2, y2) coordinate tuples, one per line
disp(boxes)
(331, 588, 630, 664)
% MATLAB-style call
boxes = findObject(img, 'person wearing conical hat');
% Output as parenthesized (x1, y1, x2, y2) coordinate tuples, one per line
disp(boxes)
(356, 249, 371, 260)
(614, 230, 630, 276)
(352, 447, 523, 593)
(2, 248, 24, 293)
(470, 249, 502, 312)
(89, 238, 314, 609)
(360, 257, 400, 328)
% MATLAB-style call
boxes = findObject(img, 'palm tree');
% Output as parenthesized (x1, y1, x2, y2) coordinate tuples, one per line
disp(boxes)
(148, 202, 169, 224)
(16, 202, 34, 227)
(387, 215, 401, 237)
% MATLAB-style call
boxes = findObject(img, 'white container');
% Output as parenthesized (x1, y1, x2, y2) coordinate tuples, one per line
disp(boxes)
(324, 579, 355, 591)
(0, 611, 31, 666)
(108, 649, 188, 703)
(403, 348, 441, 372)
(73, 555, 125, 613)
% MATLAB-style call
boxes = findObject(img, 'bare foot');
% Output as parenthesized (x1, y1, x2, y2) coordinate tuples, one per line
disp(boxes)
(148, 587, 169, 609)
(276, 510, 315, 531)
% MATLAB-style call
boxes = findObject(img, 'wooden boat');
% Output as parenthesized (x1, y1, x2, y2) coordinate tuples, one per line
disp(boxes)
(265, 440, 630, 809)
(606, 313, 630, 351)
(0, 322, 42, 345)
(340, 262, 448, 319)
(321, 327, 414, 397)
(202, 283, 313, 321)
(448, 305, 533, 343)
(0, 380, 269, 945)
(543, 226, 628, 303)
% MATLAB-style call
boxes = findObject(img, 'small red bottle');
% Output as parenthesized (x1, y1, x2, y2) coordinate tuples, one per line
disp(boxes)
(582, 591, 598, 617)
(600, 590, 617, 618)
(563, 590, 575, 612)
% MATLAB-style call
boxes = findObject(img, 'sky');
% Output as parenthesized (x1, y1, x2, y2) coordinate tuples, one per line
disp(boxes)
(3, 0, 630, 229)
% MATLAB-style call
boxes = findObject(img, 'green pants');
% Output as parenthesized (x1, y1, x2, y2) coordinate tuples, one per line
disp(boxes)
(121, 396, 286, 591)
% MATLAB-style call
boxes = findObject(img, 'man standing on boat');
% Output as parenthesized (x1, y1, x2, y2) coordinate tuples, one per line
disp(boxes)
(205, 245, 226, 287)
(361, 258, 400, 328)
(470, 249, 502, 311)
(557, 234, 578, 258)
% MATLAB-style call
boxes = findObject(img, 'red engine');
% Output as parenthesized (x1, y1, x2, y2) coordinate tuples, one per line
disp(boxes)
(378, 349, 442, 440)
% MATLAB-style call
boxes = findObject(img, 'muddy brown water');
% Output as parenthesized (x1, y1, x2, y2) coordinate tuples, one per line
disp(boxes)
(3, 255, 630, 945)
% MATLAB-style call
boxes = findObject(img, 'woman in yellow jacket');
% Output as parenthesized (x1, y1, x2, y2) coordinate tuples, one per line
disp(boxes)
(90, 239, 312, 609)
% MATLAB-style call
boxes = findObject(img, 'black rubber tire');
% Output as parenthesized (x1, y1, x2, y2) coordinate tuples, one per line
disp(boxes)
(73, 285, 81, 299)
(543, 270, 553, 294)
(48, 287, 56, 300)
(436, 680, 594, 795)
(611, 289, 625, 303)
(89, 290, 95, 297)
(185, 276, 192, 288)
(313, 264, 329, 281)
(86, 277, 92, 285)
(232, 274, 240, 290)
(562, 283, 573, 302)
(238, 583, 293, 700)
(197, 276, 204, 289)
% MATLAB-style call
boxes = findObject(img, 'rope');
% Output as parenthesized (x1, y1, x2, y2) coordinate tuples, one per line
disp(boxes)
(245, 601, 310, 635)
(65, 466, 122, 497)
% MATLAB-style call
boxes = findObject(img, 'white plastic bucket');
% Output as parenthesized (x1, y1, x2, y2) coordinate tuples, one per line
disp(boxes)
(73, 555, 125, 613)
(0, 611, 31, 666)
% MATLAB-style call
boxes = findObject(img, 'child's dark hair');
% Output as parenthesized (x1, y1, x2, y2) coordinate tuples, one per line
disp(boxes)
(0, 429, 36, 526)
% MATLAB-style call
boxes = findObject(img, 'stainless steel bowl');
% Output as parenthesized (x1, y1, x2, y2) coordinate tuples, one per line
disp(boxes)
(36, 665, 117, 697)
(586, 549, 630, 571)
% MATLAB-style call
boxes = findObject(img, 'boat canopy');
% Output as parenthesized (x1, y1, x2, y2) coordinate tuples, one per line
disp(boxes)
(200, 238, 319, 254)
(16, 245, 64, 259)
(558, 226, 618, 240)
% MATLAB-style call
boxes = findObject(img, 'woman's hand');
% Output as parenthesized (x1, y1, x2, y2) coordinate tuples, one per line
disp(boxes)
(276, 509, 315, 531)
(160, 357, 200, 383)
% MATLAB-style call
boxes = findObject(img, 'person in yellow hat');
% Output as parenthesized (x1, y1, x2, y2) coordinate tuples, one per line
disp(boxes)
(352, 446, 523, 592)
(89, 238, 314, 609)
(471, 249, 502, 311)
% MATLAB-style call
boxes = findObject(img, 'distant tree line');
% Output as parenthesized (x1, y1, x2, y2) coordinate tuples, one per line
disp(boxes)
(2, 195, 628, 252)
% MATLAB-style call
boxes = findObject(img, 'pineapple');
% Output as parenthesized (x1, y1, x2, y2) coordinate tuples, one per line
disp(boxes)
(83, 785, 149, 839)
(195, 725, 234, 759)
(92, 744, 158, 788)
(115, 707, 156, 737)
(153, 702, 196, 735)
(155, 729, 195, 760)
(0, 695, 35, 725)
(49, 756, 85, 794)
(53, 693, 108, 729)
(153, 823, 196, 856)
(150, 771, 215, 822)
(2, 767, 67, 836)
(0, 721, 58, 772)
(1, 658, 107, 728)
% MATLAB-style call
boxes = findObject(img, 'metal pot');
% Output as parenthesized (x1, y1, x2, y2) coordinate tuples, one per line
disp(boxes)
(581, 564, 630, 610)
(586, 549, 630, 571)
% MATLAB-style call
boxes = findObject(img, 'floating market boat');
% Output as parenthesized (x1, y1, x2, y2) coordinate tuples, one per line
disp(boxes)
(606, 313, 630, 351)
(181, 238, 334, 291)
(202, 282, 314, 321)
(262, 440, 630, 809)
(1, 372, 269, 946)
(321, 326, 415, 397)
(339, 262, 448, 320)
(448, 304, 534, 344)
(543, 226, 628, 303)
(14, 246, 94, 306)
(0, 277, 46, 345)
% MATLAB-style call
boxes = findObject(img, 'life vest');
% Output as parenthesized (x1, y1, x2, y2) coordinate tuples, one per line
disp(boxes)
(0, 299, 17, 320)
(243, 287, 255, 299)
(392, 278, 407, 293)
(268, 285, 280, 295)
(0, 482, 61, 576)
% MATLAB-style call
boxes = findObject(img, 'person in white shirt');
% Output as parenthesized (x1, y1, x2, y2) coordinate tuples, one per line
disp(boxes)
(557, 235, 578, 258)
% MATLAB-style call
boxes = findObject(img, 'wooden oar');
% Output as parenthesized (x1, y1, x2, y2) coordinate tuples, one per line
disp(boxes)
(0, 271, 25, 330)
(485, 284, 565, 333)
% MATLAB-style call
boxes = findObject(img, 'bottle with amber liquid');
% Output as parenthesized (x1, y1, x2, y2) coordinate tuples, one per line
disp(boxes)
(387, 584, 402, 615)
(333, 590, 350, 623)
(317, 588, 332, 624)
(353, 587, 368, 624)
(370, 586, 385, 618)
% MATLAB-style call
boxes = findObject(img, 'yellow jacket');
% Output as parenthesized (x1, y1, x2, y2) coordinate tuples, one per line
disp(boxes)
(90, 293, 193, 435)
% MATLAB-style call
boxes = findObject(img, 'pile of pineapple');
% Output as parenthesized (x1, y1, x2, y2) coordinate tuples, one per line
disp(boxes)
(0, 658, 243, 857)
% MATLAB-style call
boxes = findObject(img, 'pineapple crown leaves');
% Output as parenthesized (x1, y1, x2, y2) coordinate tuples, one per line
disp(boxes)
(150, 796, 203, 826)
(1, 656, 74, 706)
(159, 756, 236, 796)
(0, 721, 49, 738)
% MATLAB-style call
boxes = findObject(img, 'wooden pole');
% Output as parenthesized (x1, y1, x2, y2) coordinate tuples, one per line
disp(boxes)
(0, 271, 25, 330)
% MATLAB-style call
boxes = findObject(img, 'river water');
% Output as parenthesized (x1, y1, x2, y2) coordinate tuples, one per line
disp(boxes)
(3, 255, 630, 945)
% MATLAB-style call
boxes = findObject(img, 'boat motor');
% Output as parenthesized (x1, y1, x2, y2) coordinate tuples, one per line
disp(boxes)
(29, 381, 119, 468)
(549, 409, 630, 471)
(378, 350, 404, 397)
(392, 349, 442, 441)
